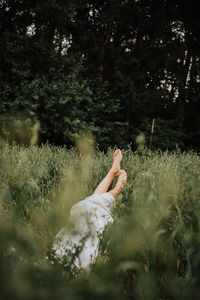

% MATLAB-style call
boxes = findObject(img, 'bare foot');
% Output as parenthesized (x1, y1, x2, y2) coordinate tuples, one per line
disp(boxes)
(115, 170, 127, 192)
(111, 149, 122, 176)
(109, 170, 127, 198)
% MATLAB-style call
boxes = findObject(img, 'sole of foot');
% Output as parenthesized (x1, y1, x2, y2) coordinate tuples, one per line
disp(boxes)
(115, 170, 127, 192)
(112, 149, 122, 176)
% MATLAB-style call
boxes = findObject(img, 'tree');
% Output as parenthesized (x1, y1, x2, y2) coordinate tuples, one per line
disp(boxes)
(1, 0, 200, 150)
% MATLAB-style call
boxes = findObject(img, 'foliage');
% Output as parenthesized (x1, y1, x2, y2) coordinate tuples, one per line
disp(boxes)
(1, 143, 200, 299)
(132, 117, 189, 150)
(1, 0, 200, 150)
(0, 53, 126, 149)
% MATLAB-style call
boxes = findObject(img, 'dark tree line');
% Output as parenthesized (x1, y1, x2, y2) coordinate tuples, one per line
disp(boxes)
(1, 0, 200, 150)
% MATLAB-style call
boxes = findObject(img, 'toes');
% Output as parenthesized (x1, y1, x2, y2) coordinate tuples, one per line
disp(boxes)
(113, 149, 121, 157)
(116, 169, 126, 177)
(118, 170, 124, 175)
(119, 170, 127, 180)
(120, 170, 127, 176)
(116, 170, 122, 176)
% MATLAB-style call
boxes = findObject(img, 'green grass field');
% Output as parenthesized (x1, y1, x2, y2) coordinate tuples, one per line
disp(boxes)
(1, 142, 200, 299)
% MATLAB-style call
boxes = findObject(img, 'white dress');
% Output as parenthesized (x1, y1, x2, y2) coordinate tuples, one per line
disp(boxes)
(52, 192, 114, 271)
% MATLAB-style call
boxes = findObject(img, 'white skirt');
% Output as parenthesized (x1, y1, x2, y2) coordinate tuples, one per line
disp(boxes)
(52, 192, 114, 271)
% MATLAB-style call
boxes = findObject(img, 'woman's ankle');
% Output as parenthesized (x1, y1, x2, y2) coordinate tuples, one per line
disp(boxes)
(109, 187, 120, 198)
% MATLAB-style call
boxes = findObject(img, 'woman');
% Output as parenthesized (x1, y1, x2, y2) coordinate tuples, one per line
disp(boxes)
(52, 149, 127, 272)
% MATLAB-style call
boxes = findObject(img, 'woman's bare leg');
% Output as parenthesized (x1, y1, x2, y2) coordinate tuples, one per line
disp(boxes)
(93, 149, 122, 195)
(109, 170, 127, 198)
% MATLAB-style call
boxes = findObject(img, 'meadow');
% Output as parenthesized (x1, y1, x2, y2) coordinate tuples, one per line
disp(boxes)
(1, 142, 200, 299)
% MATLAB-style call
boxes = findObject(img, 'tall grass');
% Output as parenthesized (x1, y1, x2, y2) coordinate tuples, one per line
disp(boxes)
(1, 143, 200, 299)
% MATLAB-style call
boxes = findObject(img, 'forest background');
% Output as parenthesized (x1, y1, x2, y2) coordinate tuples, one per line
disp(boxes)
(1, 0, 200, 150)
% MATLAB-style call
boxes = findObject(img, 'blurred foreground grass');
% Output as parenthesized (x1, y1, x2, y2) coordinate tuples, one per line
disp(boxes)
(1, 143, 200, 299)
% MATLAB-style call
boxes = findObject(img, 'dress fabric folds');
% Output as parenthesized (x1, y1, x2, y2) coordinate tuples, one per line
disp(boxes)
(52, 192, 115, 271)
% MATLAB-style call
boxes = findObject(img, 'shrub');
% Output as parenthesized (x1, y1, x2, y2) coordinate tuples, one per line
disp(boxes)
(1, 144, 200, 299)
